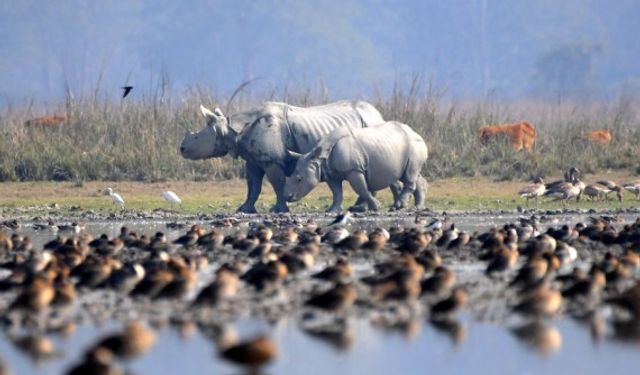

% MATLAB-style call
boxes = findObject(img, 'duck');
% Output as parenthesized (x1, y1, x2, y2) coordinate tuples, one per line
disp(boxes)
(421, 266, 456, 297)
(153, 257, 198, 300)
(305, 283, 357, 312)
(327, 211, 352, 227)
(241, 259, 288, 292)
(361, 229, 388, 251)
(561, 265, 606, 300)
(173, 225, 205, 248)
(51, 279, 77, 307)
(196, 229, 225, 250)
(192, 266, 240, 307)
(394, 229, 432, 255)
(485, 238, 519, 275)
(322, 227, 350, 245)
(447, 231, 471, 250)
(435, 224, 459, 248)
(595, 180, 623, 201)
(622, 180, 640, 200)
(8, 273, 56, 312)
(312, 258, 353, 284)
(544, 177, 584, 206)
(0, 231, 13, 252)
(106, 263, 145, 293)
(334, 229, 368, 251)
(519, 177, 546, 206)
(545, 167, 580, 191)
(509, 253, 554, 289)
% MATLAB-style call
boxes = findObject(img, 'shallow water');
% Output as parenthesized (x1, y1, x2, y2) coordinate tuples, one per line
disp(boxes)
(1, 316, 639, 375)
(2, 213, 640, 374)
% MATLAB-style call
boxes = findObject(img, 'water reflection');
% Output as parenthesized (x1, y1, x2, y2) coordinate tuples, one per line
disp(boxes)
(429, 318, 467, 346)
(301, 317, 355, 351)
(612, 318, 640, 343)
(0, 314, 640, 374)
(511, 321, 562, 356)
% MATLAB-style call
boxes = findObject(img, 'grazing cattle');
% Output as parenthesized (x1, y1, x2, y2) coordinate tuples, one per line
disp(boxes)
(477, 122, 536, 152)
(24, 114, 67, 127)
(577, 129, 612, 145)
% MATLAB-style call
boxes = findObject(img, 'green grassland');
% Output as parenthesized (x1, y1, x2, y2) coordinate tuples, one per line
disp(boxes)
(0, 175, 638, 217)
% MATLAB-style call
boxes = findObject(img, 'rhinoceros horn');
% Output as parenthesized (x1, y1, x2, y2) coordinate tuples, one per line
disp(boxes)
(286, 150, 303, 160)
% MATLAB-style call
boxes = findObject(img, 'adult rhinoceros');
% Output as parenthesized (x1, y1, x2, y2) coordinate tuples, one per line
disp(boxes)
(180, 101, 384, 213)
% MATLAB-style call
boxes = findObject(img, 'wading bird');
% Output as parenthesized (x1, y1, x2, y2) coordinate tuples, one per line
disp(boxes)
(162, 191, 182, 213)
(106, 188, 125, 210)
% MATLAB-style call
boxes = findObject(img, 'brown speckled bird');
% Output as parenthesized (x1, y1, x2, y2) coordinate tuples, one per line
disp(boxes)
(421, 266, 456, 297)
(305, 283, 357, 312)
(312, 258, 353, 284)
(193, 267, 239, 307)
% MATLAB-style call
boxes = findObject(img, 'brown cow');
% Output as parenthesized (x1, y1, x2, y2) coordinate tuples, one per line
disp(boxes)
(24, 114, 67, 127)
(477, 122, 536, 152)
(576, 129, 612, 145)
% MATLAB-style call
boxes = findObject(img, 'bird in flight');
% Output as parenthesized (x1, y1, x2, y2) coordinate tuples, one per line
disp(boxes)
(121, 86, 133, 98)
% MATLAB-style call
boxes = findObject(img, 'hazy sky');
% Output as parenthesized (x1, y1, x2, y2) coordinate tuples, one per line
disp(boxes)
(1, 0, 638, 105)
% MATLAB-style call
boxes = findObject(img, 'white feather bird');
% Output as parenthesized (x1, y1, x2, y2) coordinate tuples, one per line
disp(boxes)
(162, 191, 182, 212)
(106, 188, 125, 209)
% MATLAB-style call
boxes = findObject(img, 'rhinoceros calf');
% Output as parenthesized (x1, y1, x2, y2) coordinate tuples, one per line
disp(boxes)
(284, 121, 428, 211)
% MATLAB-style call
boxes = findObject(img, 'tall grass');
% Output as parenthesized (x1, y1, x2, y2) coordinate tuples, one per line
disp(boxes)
(0, 76, 638, 182)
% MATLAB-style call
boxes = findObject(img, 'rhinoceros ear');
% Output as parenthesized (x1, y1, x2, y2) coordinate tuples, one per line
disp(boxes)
(200, 105, 216, 118)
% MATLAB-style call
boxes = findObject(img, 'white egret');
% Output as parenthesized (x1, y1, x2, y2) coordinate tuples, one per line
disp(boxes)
(106, 188, 125, 209)
(162, 191, 182, 213)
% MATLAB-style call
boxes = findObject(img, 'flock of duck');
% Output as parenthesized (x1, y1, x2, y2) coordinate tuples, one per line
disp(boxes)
(519, 167, 640, 206)
(0, 208, 639, 373)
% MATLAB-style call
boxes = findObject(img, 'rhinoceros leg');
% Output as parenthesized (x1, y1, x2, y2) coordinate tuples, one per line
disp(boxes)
(346, 171, 380, 211)
(389, 181, 402, 210)
(265, 164, 290, 213)
(237, 162, 264, 213)
(413, 176, 428, 209)
(353, 190, 381, 208)
(326, 179, 344, 212)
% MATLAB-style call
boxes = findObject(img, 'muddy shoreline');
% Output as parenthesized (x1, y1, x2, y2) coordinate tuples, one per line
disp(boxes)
(1, 207, 638, 326)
